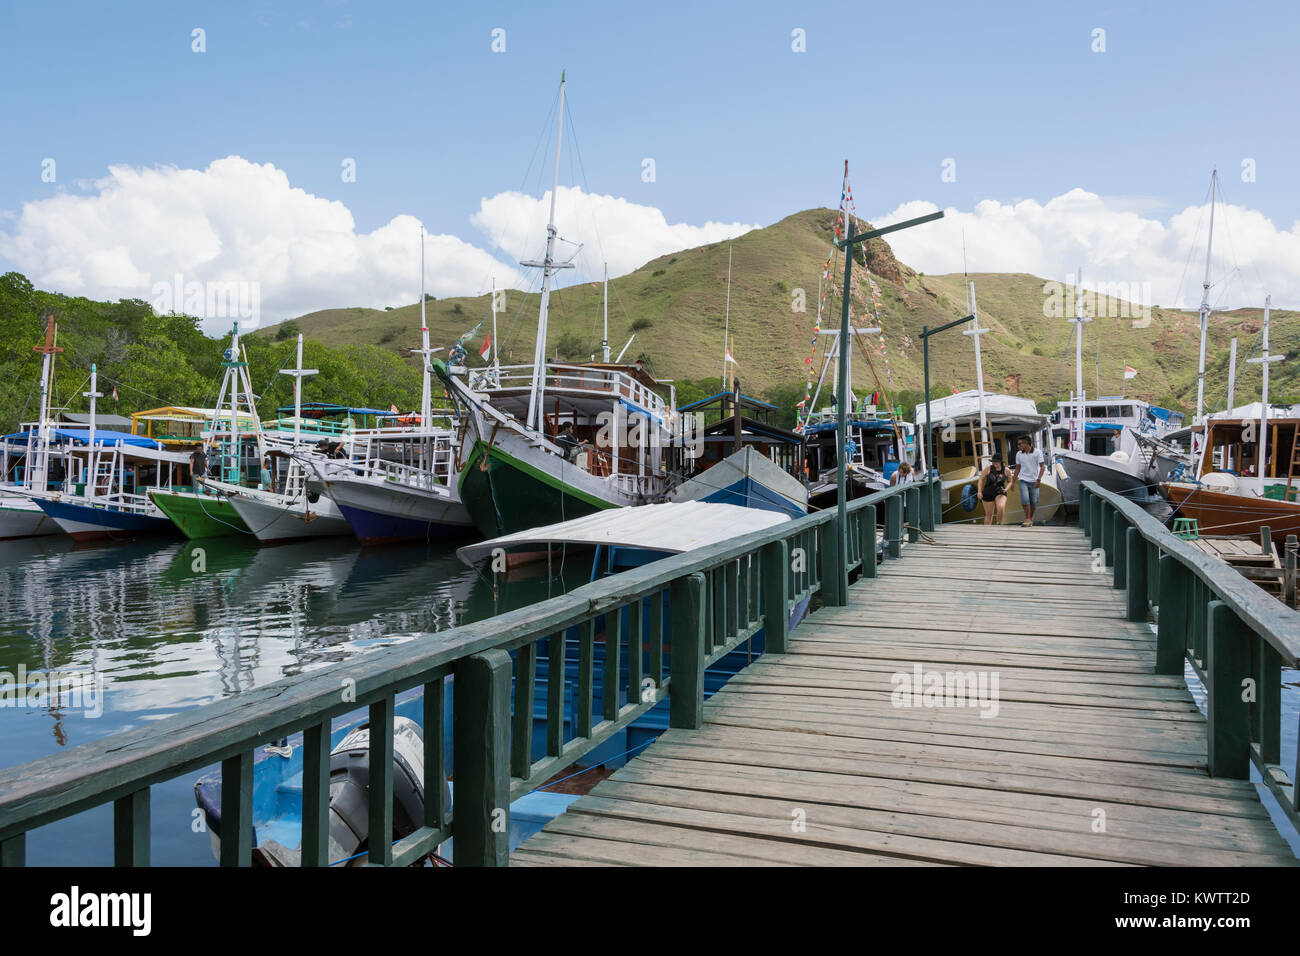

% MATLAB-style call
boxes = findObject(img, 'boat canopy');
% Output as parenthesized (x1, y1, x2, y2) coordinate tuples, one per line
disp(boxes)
(2, 428, 160, 448)
(804, 418, 898, 436)
(456, 501, 790, 566)
(679, 392, 778, 414)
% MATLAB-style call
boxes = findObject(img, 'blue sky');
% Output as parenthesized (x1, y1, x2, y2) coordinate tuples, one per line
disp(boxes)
(1, 0, 1297, 319)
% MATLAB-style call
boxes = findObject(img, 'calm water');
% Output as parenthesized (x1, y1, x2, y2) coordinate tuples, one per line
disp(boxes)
(0, 535, 590, 865)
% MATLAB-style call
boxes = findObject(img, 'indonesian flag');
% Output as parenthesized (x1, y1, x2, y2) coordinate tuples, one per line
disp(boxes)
(1123, 365, 1137, 380)
(111, 386, 119, 400)
(952, 387, 961, 394)
(725, 348, 738, 366)
(795, 399, 806, 408)
(389, 404, 399, 414)
(479, 334, 492, 361)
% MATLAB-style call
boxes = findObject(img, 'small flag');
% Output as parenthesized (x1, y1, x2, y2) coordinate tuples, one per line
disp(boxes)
(389, 403, 399, 414)
(111, 386, 119, 400)
(795, 399, 806, 408)
(725, 348, 738, 366)
(1123, 365, 1137, 380)
(952, 387, 961, 394)
(479, 334, 492, 361)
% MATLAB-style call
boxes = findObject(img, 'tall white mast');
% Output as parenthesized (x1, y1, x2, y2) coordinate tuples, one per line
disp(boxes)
(84, 363, 101, 454)
(278, 333, 318, 450)
(491, 277, 500, 377)
(601, 262, 610, 363)
(1194, 167, 1218, 425)
(964, 281, 991, 467)
(721, 245, 732, 388)
(1247, 294, 1283, 481)
(419, 228, 432, 433)
(1069, 268, 1091, 451)
(32, 313, 58, 490)
(524, 73, 572, 432)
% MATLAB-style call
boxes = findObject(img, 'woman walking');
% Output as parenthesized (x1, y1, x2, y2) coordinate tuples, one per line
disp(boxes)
(976, 455, 1010, 526)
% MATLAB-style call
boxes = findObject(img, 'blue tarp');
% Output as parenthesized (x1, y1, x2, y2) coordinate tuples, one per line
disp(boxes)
(804, 418, 897, 435)
(1, 428, 159, 448)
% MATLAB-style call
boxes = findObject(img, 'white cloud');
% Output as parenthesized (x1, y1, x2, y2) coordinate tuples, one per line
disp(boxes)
(874, 188, 1300, 311)
(0, 157, 520, 330)
(471, 186, 758, 282)
(0, 158, 757, 333)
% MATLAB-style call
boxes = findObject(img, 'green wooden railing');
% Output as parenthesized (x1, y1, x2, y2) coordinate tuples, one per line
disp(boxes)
(1079, 482, 1300, 822)
(0, 477, 939, 867)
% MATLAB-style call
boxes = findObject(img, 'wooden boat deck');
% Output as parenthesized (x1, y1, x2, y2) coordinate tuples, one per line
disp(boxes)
(514, 524, 1298, 866)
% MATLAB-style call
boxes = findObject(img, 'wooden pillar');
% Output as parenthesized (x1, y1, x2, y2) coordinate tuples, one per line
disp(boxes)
(1079, 485, 1090, 535)
(453, 649, 511, 866)
(820, 515, 846, 607)
(1124, 527, 1147, 620)
(1109, 509, 1123, 572)
(885, 494, 903, 559)
(1090, 497, 1104, 551)
(931, 477, 943, 527)
(761, 541, 789, 654)
(219, 751, 253, 866)
(905, 485, 920, 542)
(859, 504, 877, 579)
(1207, 601, 1251, 779)
(668, 573, 706, 729)
(113, 788, 150, 867)
(1155, 554, 1187, 675)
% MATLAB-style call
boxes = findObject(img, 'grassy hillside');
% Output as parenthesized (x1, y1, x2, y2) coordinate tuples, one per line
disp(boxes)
(252, 207, 1293, 419)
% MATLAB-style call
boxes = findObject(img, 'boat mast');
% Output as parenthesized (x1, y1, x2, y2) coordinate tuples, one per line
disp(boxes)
(32, 312, 60, 490)
(278, 333, 318, 451)
(524, 73, 570, 432)
(601, 262, 610, 363)
(721, 245, 732, 389)
(964, 281, 991, 467)
(1195, 167, 1217, 424)
(419, 228, 432, 434)
(1247, 294, 1282, 480)
(491, 277, 500, 377)
(1226, 337, 1238, 412)
(84, 363, 101, 455)
(1070, 267, 1090, 451)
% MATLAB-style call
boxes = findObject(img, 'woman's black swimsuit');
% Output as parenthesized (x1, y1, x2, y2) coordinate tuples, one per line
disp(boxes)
(982, 468, 1007, 502)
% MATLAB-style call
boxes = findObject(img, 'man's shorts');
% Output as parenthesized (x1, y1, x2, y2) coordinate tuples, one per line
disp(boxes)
(1019, 480, 1040, 510)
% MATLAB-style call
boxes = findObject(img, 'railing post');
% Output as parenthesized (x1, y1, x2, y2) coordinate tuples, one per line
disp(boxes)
(761, 541, 790, 654)
(1285, 535, 1298, 607)
(112, 788, 150, 867)
(1079, 485, 1089, 534)
(905, 486, 920, 542)
(859, 504, 877, 578)
(1124, 527, 1147, 620)
(931, 476, 943, 527)
(1207, 601, 1251, 779)
(453, 648, 511, 866)
(669, 572, 706, 729)
(885, 493, 903, 559)
(0, 834, 24, 867)
(219, 752, 253, 867)
(1090, 497, 1104, 551)
(1109, 508, 1123, 570)
(919, 482, 934, 533)
(820, 515, 846, 606)
(1156, 553, 1187, 674)
(1112, 512, 1128, 589)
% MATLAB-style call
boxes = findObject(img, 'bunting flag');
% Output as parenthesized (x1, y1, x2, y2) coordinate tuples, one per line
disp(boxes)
(479, 334, 492, 361)
(1124, 365, 1137, 380)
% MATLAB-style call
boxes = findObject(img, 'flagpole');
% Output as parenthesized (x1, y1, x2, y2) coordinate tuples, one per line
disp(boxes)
(722, 245, 732, 389)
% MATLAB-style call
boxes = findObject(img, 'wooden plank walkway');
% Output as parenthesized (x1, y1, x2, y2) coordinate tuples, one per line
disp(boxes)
(513, 524, 1298, 867)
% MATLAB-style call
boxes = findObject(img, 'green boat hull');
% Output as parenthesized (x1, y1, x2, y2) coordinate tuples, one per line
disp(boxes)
(151, 491, 252, 539)
(458, 441, 613, 539)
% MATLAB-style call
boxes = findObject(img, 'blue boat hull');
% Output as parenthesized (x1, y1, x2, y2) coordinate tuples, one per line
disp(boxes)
(35, 497, 176, 542)
(337, 503, 470, 546)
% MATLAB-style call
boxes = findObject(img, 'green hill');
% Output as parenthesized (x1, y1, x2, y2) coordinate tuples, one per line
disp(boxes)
(263, 208, 1299, 420)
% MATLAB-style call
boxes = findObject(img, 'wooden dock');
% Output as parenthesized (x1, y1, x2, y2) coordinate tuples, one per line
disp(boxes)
(514, 524, 1298, 866)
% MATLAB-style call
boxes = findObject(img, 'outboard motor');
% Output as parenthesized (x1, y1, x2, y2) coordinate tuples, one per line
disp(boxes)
(255, 716, 448, 867)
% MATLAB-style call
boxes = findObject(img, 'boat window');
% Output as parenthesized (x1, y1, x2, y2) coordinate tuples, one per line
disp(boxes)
(941, 440, 962, 458)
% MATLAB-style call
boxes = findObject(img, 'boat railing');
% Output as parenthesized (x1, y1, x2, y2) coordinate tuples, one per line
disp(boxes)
(480, 363, 669, 422)
(0, 476, 940, 867)
(1079, 481, 1300, 822)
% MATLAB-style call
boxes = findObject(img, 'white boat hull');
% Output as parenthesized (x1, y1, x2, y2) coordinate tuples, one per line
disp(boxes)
(223, 487, 353, 543)
(0, 496, 62, 538)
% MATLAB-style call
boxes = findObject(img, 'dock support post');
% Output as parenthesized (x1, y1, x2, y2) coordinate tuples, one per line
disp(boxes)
(113, 788, 150, 867)
(905, 486, 920, 542)
(1156, 554, 1187, 674)
(1207, 601, 1251, 779)
(859, 505, 877, 579)
(0, 834, 23, 867)
(761, 541, 790, 654)
(931, 477, 942, 527)
(453, 649, 511, 866)
(1108, 509, 1123, 570)
(1079, 485, 1089, 534)
(1124, 528, 1147, 620)
(1112, 512, 1128, 588)
(885, 494, 903, 559)
(1091, 498, 1104, 552)
(219, 751, 253, 866)
(669, 573, 707, 729)
(918, 482, 932, 533)
(819, 516, 846, 606)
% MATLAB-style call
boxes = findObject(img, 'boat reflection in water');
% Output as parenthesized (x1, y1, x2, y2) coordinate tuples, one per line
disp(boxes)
(0, 534, 587, 865)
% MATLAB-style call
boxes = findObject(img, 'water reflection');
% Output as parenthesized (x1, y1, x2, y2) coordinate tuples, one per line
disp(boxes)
(0, 536, 587, 765)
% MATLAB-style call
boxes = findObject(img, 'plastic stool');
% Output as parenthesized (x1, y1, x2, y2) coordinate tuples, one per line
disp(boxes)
(1172, 517, 1199, 540)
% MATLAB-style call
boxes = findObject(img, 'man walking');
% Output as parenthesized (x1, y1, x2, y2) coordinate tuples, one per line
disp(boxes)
(1012, 435, 1045, 527)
